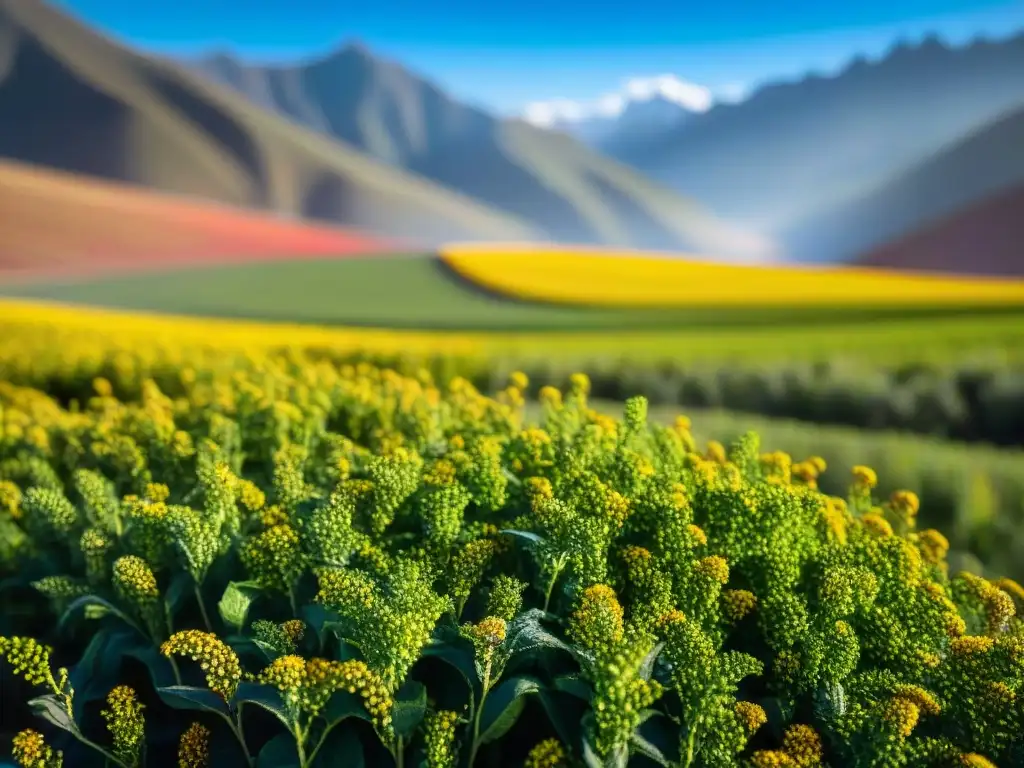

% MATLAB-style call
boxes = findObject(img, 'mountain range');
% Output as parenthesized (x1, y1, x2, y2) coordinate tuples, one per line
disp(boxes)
(0, 0, 766, 257)
(599, 33, 1024, 238)
(188, 47, 770, 256)
(1, 0, 1022, 270)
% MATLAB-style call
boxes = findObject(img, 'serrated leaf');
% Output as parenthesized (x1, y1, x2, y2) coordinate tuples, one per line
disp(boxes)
(392, 680, 427, 738)
(498, 529, 544, 545)
(157, 685, 232, 717)
(478, 676, 542, 744)
(256, 734, 300, 768)
(28, 695, 79, 736)
(236, 682, 293, 728)
(218, 581, 261, 634)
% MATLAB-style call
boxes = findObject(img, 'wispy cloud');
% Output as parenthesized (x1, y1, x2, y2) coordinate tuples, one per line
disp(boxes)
(522, 74, 738, 127)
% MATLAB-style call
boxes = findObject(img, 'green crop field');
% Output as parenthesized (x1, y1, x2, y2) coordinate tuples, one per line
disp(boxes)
(2, 254, 1023, 332)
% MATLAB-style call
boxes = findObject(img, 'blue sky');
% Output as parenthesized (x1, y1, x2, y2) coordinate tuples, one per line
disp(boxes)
(57, 0, 1024, 115)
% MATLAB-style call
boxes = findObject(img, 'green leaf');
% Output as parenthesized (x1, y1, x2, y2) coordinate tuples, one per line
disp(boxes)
(629, 732, 670, 766)
(392, 680, 427, 738)
(506, 609, 573, 657)
(582, 733, 628, 768)
(236, 682, 293, 728)
(498, 529, 544, 545)
(68, 628, 137, 706)
(124, 641, 177, 690)
(553, 675, 591, 702)
(166, 570, 195, 613)
(256, 734, 300, 768)
(635, 712, 679, 765)
(422, 640, 478, 694)
(321, 690, 373, 729)
(638, 642, 664, 681)
(253, 639, 283, 661)
(156, 685, 232, 717)
(538, 690, 586, 752)
(478, 676, 542, 745)
(58, 595, 139, 634)
(218, 581, 262, 633)
(28, 695, 80, 737)
(311, 727, 365, 768)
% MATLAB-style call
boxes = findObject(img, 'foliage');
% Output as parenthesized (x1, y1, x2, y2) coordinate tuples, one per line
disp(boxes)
(1, 355, 1023, 768)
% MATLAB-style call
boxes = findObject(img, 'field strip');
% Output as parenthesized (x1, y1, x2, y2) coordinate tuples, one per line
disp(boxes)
(438, 244, 1024, 307)
(2, 297, 1023, 366)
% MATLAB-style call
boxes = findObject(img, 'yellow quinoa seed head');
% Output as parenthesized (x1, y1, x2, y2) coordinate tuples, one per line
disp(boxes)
(178, 722, 211, 768)
(959, 755, 998, 768)
(161, 630, 242, 701)
(881, 697, 920, 739)
(735, 701, 767, 732)
(781, 724, 823, 766)
(852, 465, 878, 489)
(524, 738, 568, 768)
(860, 513, 893, 538)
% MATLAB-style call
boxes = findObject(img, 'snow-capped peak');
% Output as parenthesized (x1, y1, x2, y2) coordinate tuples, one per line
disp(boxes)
(522, 74, 714, 128)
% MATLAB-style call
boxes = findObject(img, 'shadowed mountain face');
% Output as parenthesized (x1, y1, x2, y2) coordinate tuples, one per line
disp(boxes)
(780, 105, 1024, 264)
(856, 184, 1024, 278)
(190, 46, 769, 257)
(0, 0, 544, 246)
(601, 33, 1024, 241)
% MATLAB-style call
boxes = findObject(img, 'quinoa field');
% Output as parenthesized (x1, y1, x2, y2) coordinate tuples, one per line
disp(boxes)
(1, 332, 1024, 768)
(3, 175, 1024, 767)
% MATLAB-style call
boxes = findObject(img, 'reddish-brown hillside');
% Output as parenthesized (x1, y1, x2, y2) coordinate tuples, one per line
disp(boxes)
(857, 185, 1024, 277)
(0, 160, 400, 280)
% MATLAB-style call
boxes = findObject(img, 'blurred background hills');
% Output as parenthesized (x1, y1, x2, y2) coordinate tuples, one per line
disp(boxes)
(1, 0, 1022, 268)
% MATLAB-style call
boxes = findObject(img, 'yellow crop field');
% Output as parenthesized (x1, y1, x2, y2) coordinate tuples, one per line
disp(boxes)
(2, 298, 1023, 379)
(439, 245, 1024, 307)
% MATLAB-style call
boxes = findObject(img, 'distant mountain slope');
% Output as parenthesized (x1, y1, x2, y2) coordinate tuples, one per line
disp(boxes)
(0, 0, 538, 245)
(855, 184, 1024, 278)
(603, 34, 1024, 234)
(781, 105, 1024, 264)
(0, 159, 400, 279)
(191, 47, 770, 256)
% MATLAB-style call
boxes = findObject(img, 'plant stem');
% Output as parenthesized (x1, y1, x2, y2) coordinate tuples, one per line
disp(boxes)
(74, 732, 130, 768)
(305, 721, 341, 768)
(194, 583, 214, 632)
(168, 656, 183, 686)
(542, 558, 566, 614)
(294, 722, 308, 768)
(681, 724, 697, 768)
(218, 707, 254, 768)
(288, 585, 299, 618)
(468, 660, 493, 767)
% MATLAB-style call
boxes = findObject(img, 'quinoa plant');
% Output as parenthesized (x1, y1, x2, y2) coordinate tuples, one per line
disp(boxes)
(0, 362, 1022, 767)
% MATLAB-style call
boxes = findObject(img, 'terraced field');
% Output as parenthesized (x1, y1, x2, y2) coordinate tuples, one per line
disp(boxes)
(0, 160, 397, 280)
(2, 166, 1022, 367)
